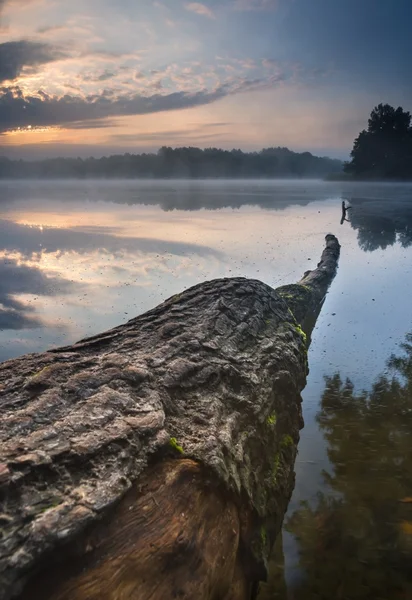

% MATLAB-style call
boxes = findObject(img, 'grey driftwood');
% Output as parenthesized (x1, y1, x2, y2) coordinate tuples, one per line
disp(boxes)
(0, 234, 340, 600)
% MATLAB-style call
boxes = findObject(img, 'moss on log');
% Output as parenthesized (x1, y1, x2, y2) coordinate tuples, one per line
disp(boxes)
(0, 235, 340, 600)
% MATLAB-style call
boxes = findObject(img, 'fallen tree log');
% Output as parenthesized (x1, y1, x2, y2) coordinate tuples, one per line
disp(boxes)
(0, 234, 340, 600)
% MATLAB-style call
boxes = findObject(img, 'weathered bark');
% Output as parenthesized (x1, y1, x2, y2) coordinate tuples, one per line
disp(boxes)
(256, 532, 288, 600)
(0, 234, 340, 600)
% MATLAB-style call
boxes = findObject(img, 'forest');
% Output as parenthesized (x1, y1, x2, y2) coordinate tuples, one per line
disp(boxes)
(0, 146, 343, 179)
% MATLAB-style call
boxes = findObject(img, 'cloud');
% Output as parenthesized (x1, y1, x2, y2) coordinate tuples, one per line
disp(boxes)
(81, 69, 117, 83)
(234, 0, 278, 10)
(0, 307, 42, 330)
(0, 0, 38, 10)
(107, 121, 230, 143)
(64, 118, 120, 129)
(36, 24, 67, 34)
(185, 2, 215, 19)
(0, 56, 290, 132)
(0, 219, 223, 260)
(0, 40, 66, 83)
(0, 85, 229, 132)
(0, 256, 77, 330)
(262, 58, 279, 68)
(109, 130, 226, 143)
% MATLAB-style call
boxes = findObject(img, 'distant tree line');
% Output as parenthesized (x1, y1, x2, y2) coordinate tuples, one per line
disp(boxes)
(345, 103, 412, 179)
(0, 146, 342, 179)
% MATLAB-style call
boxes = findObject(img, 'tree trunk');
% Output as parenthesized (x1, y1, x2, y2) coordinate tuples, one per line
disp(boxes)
(0, 235, 340, 600)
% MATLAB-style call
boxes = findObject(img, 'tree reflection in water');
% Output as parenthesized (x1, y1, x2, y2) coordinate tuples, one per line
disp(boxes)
(344, 196, 412, 252)
(261, 333, 412, 599)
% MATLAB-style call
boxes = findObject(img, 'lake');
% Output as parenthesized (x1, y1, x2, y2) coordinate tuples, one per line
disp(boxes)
(1, 179, 412, 598)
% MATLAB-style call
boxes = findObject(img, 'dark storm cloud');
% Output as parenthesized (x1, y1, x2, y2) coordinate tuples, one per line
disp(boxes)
(0, 308, 40, 329)
(0, 72, 285, 133)
(0, 85, 229, 132)
(0, 40, 66, 83)
(0, 256, 77, 330)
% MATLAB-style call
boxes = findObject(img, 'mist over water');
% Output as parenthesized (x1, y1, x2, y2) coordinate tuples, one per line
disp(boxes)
(1, 179, 412, 598)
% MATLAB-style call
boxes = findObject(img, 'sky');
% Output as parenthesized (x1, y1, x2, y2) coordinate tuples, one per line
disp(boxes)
(0, 0, 411, 160)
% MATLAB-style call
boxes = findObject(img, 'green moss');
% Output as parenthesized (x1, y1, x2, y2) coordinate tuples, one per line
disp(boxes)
(294, 324, 307, 345)
(39, 499, 62, 513)
(260, 525, 267, 547)
(266, 413, 277, 426)
(281, 434, 294, 448)
(31, 365, 52, 380)
(169, 437, 184, 454)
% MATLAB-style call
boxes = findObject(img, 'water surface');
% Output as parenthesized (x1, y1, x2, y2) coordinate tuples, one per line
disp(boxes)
(1, 179, 412, 598)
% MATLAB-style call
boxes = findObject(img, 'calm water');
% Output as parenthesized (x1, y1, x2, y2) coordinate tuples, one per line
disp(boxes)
(1, 179, 412, 598)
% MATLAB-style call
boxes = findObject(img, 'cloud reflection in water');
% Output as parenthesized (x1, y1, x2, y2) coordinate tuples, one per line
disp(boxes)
(0, 212, 225, 359)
